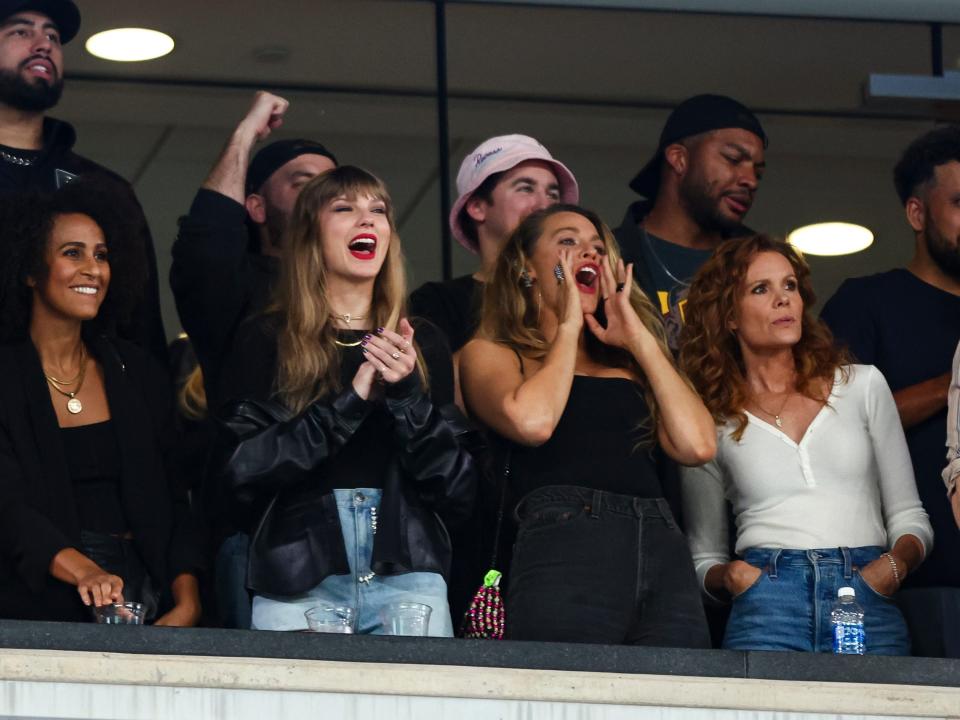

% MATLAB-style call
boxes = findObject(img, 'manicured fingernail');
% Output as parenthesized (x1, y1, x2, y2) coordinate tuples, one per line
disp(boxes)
(363, 334, 372, 340)
(361, 347, 368, 353)
(376, 327, 384, 334)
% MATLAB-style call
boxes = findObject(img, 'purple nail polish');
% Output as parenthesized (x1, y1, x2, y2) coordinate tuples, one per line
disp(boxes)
(363, 333, 372, 340)
(361, 347, 368, 353)
(376, 327, 384, 334)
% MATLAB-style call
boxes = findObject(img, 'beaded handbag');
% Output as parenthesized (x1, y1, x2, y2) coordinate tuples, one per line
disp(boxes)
(460, 454, 509, 640)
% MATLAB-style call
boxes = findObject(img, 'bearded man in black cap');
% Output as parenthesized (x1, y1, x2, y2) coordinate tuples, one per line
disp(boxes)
(614, 94, 767, 350)
(170, 90, 337, 409)
(0, 0, 167, 361)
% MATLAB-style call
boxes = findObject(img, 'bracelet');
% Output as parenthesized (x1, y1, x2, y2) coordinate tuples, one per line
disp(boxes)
(883, 552, 902, 586)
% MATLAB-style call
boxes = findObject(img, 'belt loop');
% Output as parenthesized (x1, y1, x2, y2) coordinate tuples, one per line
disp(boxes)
(767, 550, 781, 579)
(841, 546, 852, 580)
(589, 489, 601, 519)
(656, 498, 677, 529)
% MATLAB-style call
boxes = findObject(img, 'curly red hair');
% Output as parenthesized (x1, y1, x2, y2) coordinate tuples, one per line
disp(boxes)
(678, 234, 848, 440)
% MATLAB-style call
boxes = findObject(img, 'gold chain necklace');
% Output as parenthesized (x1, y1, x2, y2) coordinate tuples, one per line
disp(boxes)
(334, 338, 363, 348)
(751, 391, 793, 429)
(331, 311, 367, 326)
(44, 345, 87, 414)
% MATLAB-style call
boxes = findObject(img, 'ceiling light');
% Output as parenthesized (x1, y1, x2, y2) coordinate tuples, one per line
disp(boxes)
(787, 222, 874, 256)
(85, 28, 174, 62)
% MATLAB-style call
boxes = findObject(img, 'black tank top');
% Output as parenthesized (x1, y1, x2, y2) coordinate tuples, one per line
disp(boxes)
(510, 375, 664, 499)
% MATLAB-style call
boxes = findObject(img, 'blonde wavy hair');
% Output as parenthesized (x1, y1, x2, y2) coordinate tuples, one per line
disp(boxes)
(273, 165, 423, 414)
(479, 204, 675, 433)
(678, 234, 849, 441)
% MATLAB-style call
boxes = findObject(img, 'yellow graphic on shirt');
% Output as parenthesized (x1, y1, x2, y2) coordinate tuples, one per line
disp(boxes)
(658, 291, 688, 323)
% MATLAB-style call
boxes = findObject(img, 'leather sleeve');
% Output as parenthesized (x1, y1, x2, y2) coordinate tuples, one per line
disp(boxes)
(384, 385, 479, 529)
(216, 390, 372, 516)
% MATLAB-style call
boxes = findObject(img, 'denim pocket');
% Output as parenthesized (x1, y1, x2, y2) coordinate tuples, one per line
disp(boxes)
(731, 565, 766, 600)
(853, 569, 893, 602)
(518, 501, 586, 538)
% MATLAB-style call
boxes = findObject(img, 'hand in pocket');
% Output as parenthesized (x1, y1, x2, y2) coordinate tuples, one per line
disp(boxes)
(724, 560, 763, 597)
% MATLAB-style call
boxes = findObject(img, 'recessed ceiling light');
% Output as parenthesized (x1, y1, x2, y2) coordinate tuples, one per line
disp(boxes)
(787, 222, 874, 256)
(85, 28, 174, 62)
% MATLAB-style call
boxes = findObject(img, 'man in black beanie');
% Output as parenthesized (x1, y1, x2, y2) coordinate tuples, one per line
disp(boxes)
(0, 0, 168, 362)
(170, 91, 337, 408)
(614, 94, 767, 350)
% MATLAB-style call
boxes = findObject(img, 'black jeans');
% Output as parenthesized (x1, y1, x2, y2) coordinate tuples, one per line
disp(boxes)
(80, 530, 160, 621)
(506, 485, 710, 647)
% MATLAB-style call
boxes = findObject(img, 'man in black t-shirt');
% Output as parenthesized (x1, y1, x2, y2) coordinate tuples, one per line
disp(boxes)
(0, 0, 167, 362)
(410, 134, 579, 356)
(614, 94, 768, 351)
(821, 126, 960, 657)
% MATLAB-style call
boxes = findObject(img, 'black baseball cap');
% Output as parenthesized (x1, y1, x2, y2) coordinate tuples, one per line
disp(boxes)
(245, 139, 338, 195)
(0, 0, 80, 44)
(629, 94, 768, 199)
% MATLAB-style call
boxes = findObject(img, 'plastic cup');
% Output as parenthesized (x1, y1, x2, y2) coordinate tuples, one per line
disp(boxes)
(305, 605, 356, 634)
(93, 601, 145, 625)
(380, 602, 432, 637)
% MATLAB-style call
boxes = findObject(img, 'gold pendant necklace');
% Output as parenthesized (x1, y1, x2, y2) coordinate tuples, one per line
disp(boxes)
(45, 346, 87, 415)
(331, 311, 367, 326)
(752, 391, 792, 429)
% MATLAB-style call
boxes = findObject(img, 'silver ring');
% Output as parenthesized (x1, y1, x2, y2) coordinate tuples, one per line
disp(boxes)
(391, 351, 400, 360)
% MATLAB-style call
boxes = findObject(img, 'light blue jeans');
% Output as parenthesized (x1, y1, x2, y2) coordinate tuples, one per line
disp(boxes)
(251, 488, 453, 635)
(723, 546, 910, 655)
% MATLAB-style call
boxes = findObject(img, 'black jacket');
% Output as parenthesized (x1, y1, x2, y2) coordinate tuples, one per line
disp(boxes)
(0, 118, 168, 365)
(0, 335, 205, 622)
(170, 189, 277, 411)
(213, 319, 478, 597)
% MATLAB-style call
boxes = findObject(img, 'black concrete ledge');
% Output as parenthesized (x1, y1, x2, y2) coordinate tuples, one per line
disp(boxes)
(0, 620, 957, 689)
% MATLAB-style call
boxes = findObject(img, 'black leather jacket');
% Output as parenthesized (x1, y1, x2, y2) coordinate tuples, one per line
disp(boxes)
(216, 375, 479, 597)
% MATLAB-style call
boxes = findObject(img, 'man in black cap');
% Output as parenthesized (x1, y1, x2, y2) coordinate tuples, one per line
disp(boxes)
(170, 90, 337, 410)
(0, 0, 168, 361)
(614, 94, 767, 350)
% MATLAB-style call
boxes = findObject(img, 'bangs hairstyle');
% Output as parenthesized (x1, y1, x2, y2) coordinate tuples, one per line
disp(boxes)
(678, 234, 848, 441)
(273, 165, 425, 413)
(479, 203, 676, 436)
(0, 180, 146, 343)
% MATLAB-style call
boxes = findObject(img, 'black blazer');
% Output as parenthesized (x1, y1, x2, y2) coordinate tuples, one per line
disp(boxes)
(0, 334, 203, 622)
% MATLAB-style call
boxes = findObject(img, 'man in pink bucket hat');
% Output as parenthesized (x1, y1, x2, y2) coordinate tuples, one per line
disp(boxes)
(411, 134, 578, 358)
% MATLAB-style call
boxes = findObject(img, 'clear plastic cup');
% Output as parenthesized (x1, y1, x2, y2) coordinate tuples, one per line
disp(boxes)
(304, 605, 356, 634)
(380, 602, 432, 636)
(93, 601, 145, 625)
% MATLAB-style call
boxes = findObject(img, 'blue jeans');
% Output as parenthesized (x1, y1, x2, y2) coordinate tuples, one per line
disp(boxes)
(251, 488, 453, 636)
(723, 546, 910, 655)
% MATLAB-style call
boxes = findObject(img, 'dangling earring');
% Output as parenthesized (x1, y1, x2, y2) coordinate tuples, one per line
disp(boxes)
(536, 288, 543, 326)
(519, 268, 533, 288)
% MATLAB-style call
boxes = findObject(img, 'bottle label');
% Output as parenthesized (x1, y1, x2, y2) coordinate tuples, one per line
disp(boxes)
(833, 621, 865, 654)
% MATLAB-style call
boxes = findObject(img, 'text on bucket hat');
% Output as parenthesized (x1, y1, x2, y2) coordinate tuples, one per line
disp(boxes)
(449, 134, 579, 254)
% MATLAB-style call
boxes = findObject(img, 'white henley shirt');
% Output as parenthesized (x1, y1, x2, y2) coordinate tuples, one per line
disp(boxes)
(681, 364, 933, 596)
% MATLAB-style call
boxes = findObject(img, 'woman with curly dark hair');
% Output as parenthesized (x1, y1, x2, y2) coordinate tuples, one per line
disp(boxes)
(460, 204, 715, 646)
(0, 181, 203, 625)
(679, 234, 932, 654)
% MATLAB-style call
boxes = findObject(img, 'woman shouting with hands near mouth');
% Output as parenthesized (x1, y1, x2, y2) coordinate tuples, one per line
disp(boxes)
(216, 166, 477, 635)
(460, 204, 715, 646)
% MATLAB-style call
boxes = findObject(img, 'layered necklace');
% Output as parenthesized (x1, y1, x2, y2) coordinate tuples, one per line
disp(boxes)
(44, 345, 88, 415)
(331, 309, 369, 347)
